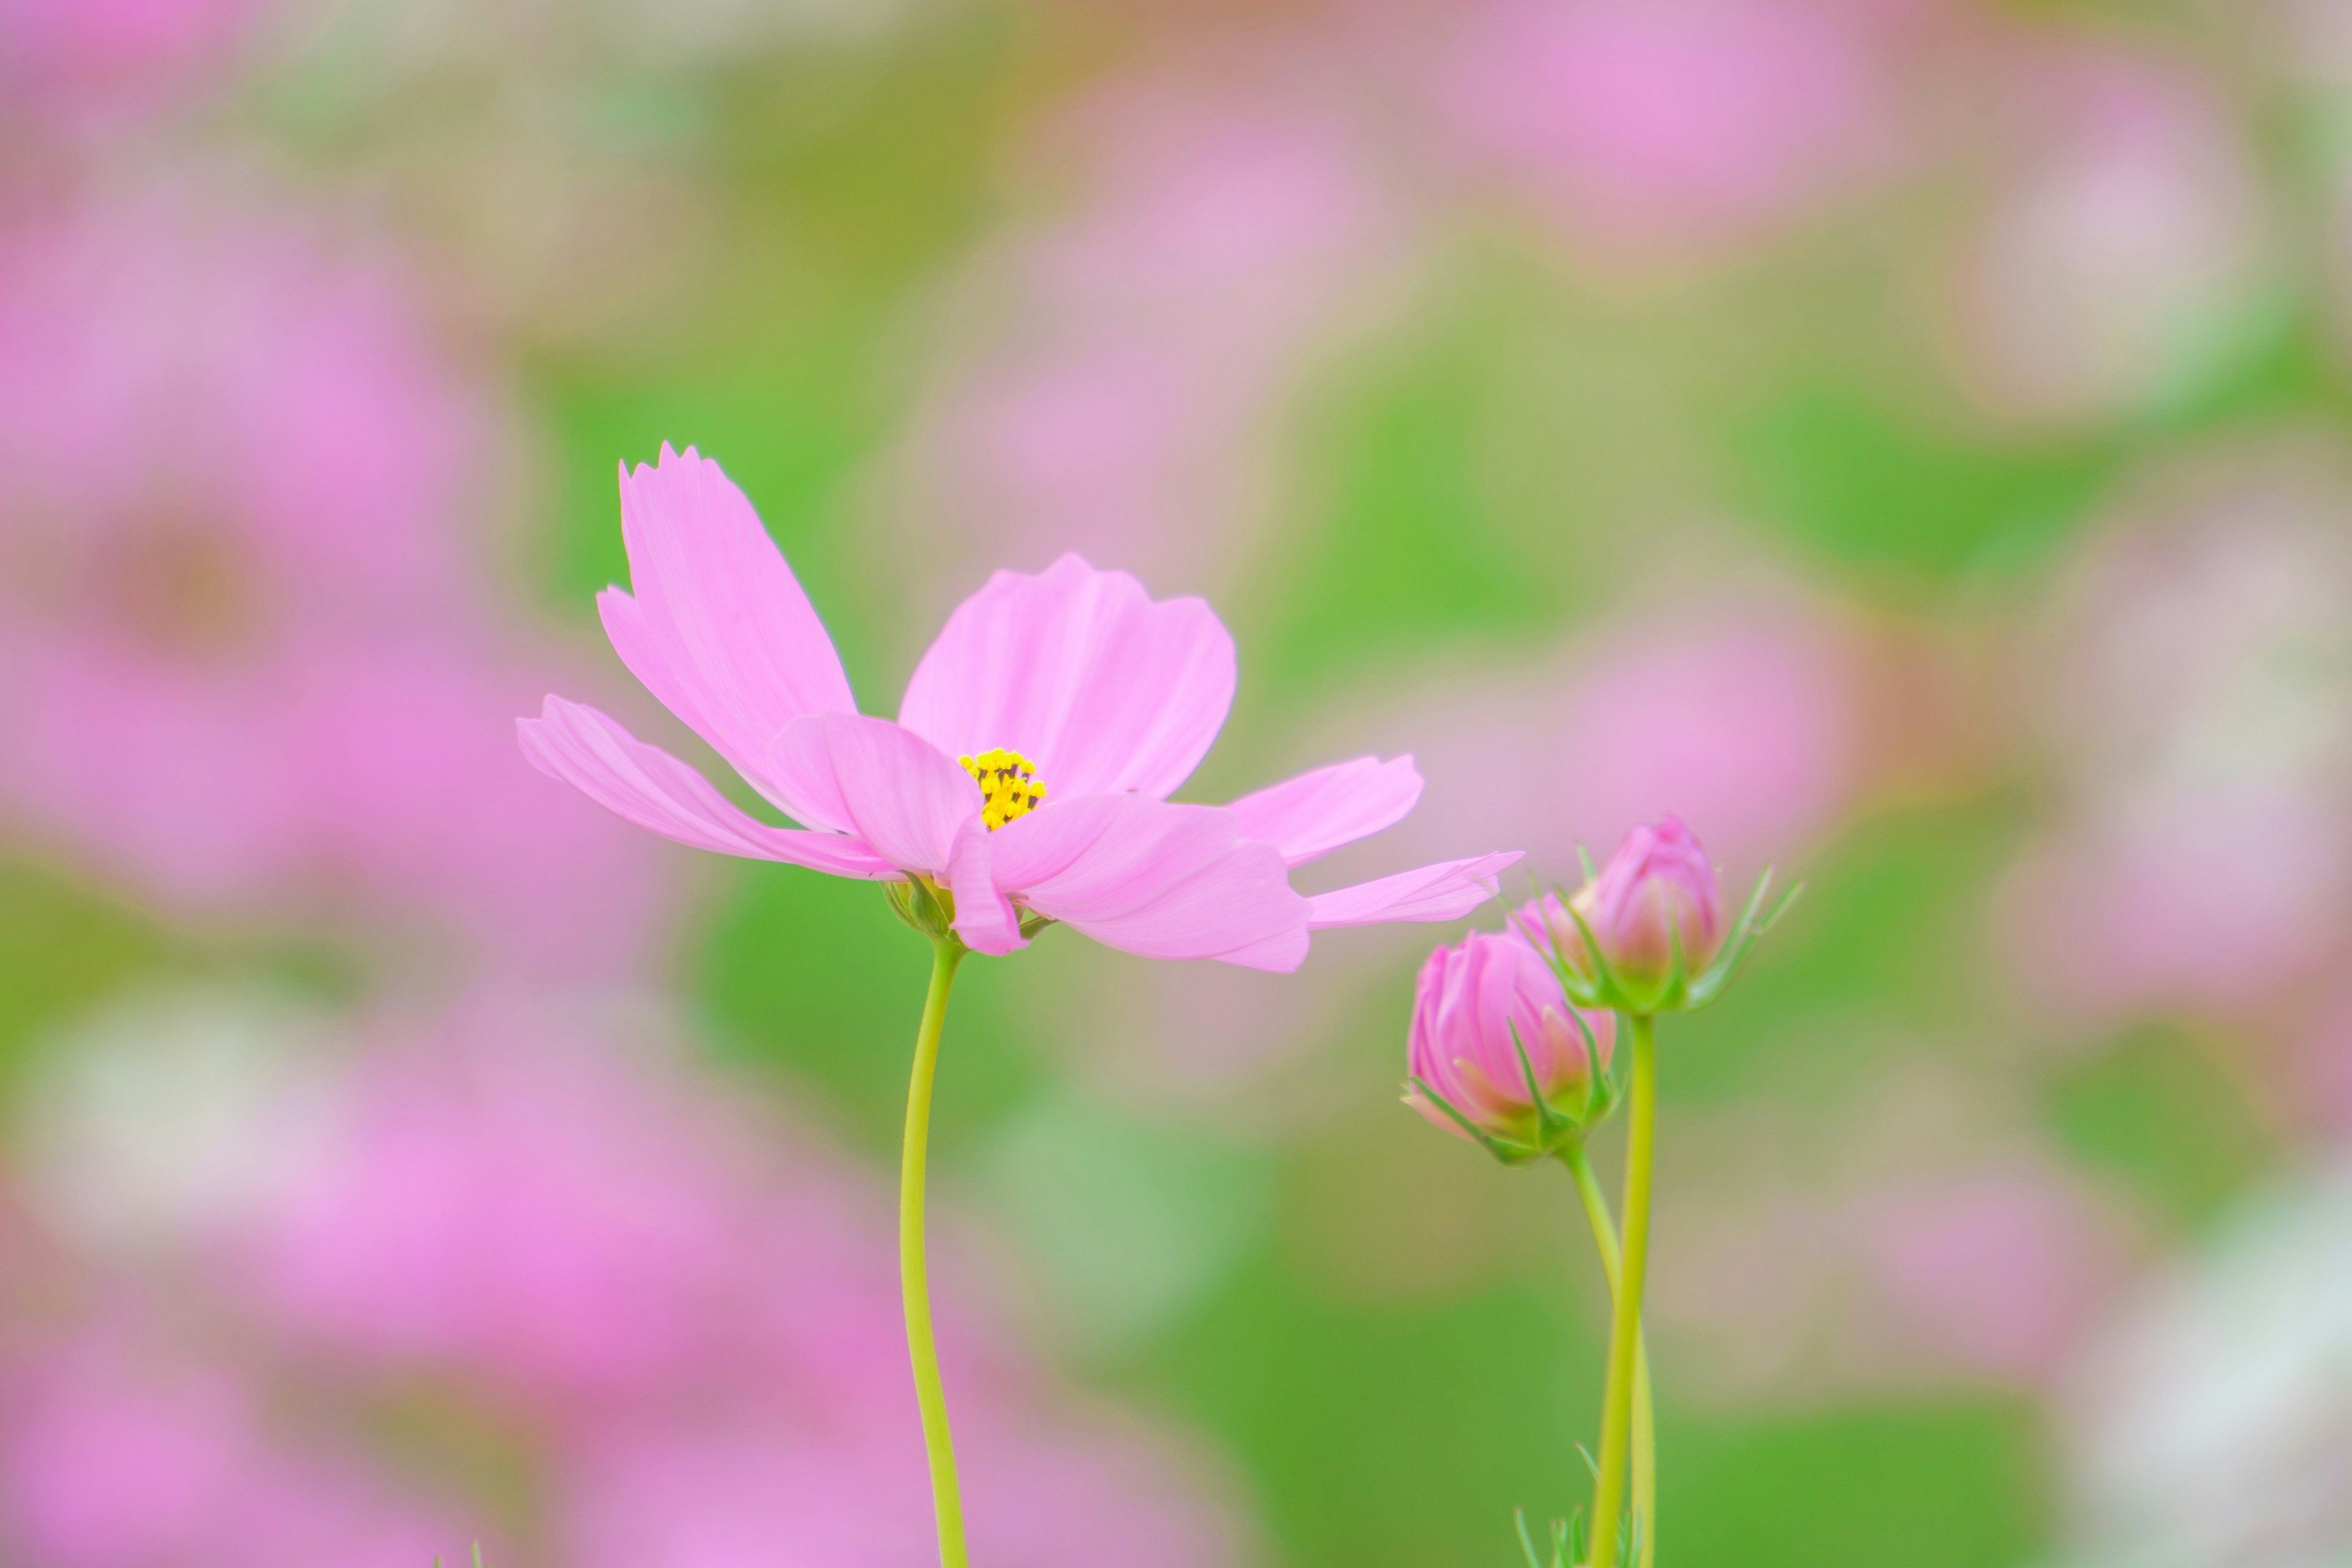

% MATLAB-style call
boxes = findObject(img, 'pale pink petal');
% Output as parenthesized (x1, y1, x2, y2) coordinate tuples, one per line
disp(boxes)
(516, 698, 895, 878)
(947, 819, 1022, 956)
(768, 714, 981, 878)
(608, 446, 856, 793)
(1305, 851, 1522, 929)
(897, 554, 1235, 799)
(1224, 755, 1422, 866)
(987, 794, 1310, 969)
(599, 588, 848, 834)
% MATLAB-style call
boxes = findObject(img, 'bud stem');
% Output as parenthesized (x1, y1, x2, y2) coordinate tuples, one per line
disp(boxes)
(902, 937, 970, 1568)
(1562, 1146, 1656, 1568)
(1585, 1014, 1657, 1568)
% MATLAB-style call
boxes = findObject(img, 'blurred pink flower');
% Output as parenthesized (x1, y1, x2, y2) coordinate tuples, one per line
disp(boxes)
(1950, 48, 2271, 424)
(0, 0, 271, 128)
(1, 1333, 459, 1568)
(220, 992, 1246, 1559)
(1861, 1172, 2133, 1385)
(2291, 987, 2352, 1138)
(903, 86, 1409, 592)
(1406, 924, 1613, 1151)
(1653, 1155, 2134, 1398)
(522, 445, 1516, 970)
(0, 192, 666, 975)
(243, 993, 986, 1425)
(1999, 794, 2344, 1023)
(1997, 443, 2352, 1024)
(1336, 595, 1857, 893)
(1428, 0, 1887, 258)
(564, 1419, 1238, 1568)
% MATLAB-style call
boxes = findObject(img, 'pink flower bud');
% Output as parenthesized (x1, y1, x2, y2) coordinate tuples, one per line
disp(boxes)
(1567, 815, 1727, 1005)
(1406, 930, 1615, 1154)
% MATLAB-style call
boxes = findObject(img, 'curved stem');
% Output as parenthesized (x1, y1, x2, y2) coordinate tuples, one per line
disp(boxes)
(1563, 1147, 1656, 1568)
(1586, 1015, 1657, 1568)
(902, 938, 969, 1568)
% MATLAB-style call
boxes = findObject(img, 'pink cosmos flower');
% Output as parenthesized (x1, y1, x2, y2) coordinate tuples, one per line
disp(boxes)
(0, 0, 270, 129)
(520, 445, 1518, 970)
(1406, 926, 1615, 1155)
(1995, 442, 2352, 1025)
(1428, 0, 1887, 260)
(0, 1333, 461, 1568)
(904, 86, 1408, 594)
(1557, 815, 1728, 1003)
(1950, 47, 2269, 425)
(0, 192, 667, 976)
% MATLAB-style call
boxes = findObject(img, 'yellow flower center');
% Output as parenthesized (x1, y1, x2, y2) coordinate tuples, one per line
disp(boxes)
(960, 747, 1048, 831)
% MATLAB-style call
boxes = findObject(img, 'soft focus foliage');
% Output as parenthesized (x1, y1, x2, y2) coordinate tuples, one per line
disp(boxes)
(2, 1, 2348, 1565)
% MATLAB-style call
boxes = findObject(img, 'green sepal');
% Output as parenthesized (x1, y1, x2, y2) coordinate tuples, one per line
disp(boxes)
(883, 876, 958, 941)
(1406, 1075, 1546, 1166)
(1520, 861, 1803, 1018)
(1684, 865, 1803, 1010)
(1513, 1507, 1579, 1568)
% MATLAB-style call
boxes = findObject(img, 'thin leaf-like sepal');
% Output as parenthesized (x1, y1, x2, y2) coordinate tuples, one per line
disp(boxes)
(1517, 1508, 1547, 1568)
(1507, 902, 1566, 976)
(1405, 1076, 1539, 1166)
(1688, 866, 1804, 1008)
(1506, 1020, 1573, 1148)
(1694, 865, 1776, 994)
(1568, 1004, 1612, 1123)
(1506, 891, 1609, 1010)
(1557, 894, 1622, 1011)
(1661, 907, 1692, 1014)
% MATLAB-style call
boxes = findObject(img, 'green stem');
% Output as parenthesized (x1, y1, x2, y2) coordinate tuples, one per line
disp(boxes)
(1563, 1147, 1656, 1568)
(1586, 1014, 1657, 1568)
(902, 938, 969, 1568)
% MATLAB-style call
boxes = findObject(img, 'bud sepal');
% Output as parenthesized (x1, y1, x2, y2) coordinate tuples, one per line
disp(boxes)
(1405, 1006, 1621, 1167)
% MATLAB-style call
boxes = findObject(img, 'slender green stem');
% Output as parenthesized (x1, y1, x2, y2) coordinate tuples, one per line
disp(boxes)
(1586, 1015, 1657, 1568)
(902, 938, 969, 1568)
(1563, 1147, 1656, 1568)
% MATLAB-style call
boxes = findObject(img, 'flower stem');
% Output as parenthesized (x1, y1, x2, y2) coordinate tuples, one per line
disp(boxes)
(1563, 1146, 1655, 1568)
(1586, 1014, 1657, 1568)
(902, 937, 969, 1568)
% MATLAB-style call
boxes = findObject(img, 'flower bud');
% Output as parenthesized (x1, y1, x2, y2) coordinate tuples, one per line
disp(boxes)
(1559, 815, 1725, 1010)
(1405, 930, 1616, 1159)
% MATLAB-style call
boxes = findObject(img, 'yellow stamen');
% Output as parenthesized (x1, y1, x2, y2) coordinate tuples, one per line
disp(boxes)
(958, 747, 1048, 831)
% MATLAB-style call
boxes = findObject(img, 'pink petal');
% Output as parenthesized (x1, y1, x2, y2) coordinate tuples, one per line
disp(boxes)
(987, 794, 1310, 970)
(1306, 851, 1523, 929)
(516, 698, 895, 878)
(598, 589, 848, 834)
(897, 554, 1235, 799)
(1224, 755, 1423, 866)
(606, 446, 857, 798)
(946, 818, 1022, 956)
(767, 714, 981, 878)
